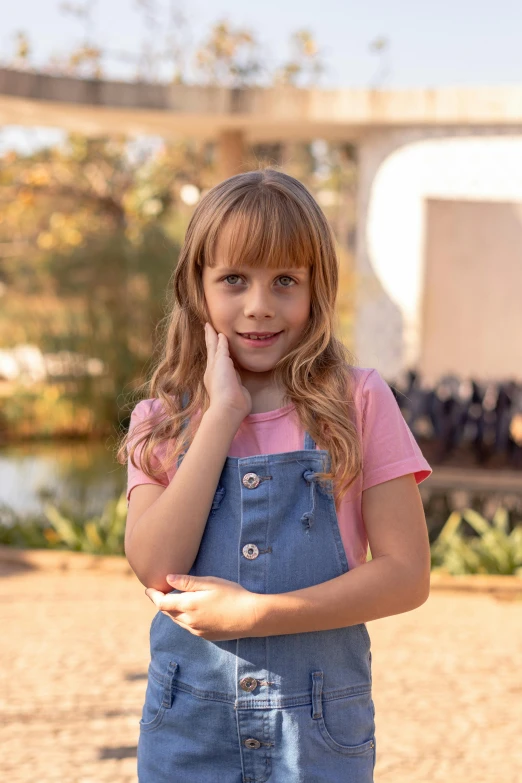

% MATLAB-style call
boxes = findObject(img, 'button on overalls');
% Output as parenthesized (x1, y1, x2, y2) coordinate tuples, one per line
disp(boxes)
(138, 426, 376, 783)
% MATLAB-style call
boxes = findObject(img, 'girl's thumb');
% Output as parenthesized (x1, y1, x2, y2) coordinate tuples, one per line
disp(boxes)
(166, 573, 209, 591)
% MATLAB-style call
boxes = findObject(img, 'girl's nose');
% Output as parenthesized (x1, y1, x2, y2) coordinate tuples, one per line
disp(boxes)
(243, 286, 276, 319)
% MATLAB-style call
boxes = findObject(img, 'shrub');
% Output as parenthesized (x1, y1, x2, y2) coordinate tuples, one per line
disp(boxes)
(431, 506, 522, 576)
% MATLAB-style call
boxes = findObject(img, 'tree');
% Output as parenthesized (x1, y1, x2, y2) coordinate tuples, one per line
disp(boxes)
(1, 6, 358, 436)
(0, 135, 218, 430)
(194, 20, 264, 87)
(7, 3, 325, 88)
(275, 30, 325, 87)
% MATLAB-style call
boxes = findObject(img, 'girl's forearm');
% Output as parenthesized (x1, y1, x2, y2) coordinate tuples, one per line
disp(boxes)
(125, 407, 241, 591)
(250, 555, 431, 637)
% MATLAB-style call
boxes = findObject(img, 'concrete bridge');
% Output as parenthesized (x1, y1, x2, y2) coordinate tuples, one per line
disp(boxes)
(2, 67, 522, 381)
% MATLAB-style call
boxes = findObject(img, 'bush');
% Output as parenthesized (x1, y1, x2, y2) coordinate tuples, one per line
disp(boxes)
(0, 493, 127, 555)
(431, 506, 522, 576)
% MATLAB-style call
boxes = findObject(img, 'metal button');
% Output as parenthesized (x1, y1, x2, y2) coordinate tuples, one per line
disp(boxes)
(242, 543, 259, 560)
(244, 738, 261, 749)
(242, 472, 260, 489)
(239, 676, 258, 692)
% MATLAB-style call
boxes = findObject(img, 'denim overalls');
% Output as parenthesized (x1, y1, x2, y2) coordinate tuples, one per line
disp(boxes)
(137, 424, 376, 782)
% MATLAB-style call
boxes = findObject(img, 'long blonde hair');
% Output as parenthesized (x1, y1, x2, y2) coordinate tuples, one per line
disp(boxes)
(117, 168, 362, 504)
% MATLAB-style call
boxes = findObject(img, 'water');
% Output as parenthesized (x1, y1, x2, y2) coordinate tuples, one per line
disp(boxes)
(0, 440, 127, 520)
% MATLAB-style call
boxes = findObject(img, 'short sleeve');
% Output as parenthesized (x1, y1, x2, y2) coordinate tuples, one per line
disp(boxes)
(361, 369, 432, 492)
(126, 399, 170, 503)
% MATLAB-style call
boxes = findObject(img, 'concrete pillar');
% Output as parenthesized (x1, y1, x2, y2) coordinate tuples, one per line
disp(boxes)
(354, 128, 433, 377)
(217, 129, 246, 181)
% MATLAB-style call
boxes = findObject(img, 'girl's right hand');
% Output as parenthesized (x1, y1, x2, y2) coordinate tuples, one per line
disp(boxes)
(203, 322, 252, 420)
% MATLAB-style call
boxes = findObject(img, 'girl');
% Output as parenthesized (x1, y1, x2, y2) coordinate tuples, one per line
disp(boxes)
(120, 168, 432, 783)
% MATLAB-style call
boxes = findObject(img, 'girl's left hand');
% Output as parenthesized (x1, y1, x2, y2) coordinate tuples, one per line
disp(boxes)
(145, 574, 260, 641)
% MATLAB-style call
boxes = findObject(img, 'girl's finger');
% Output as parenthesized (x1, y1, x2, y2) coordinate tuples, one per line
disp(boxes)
(161, 610, 184, 623)
(148, 591, 179, 612)
(161, 608, 187, 623)
(145, 587, 165, 603)
(213, 333, 224, 357)
(158, 602, 181, 615)
(168, 614, 192, 632)
(205, 324, 217, 363)
(216, 332, 228, 353)
(160, 592, 191, 611)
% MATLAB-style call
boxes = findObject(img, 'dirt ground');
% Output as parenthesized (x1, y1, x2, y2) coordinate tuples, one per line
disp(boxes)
(1, 562, 521, 783)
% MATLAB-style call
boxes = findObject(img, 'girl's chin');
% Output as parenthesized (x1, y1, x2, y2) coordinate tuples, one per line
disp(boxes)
(231, 353, 278, 373)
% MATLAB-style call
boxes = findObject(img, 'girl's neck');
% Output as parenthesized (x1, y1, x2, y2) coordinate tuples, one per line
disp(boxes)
(239, 370, 287, 414)
(248, 391, 288, 415)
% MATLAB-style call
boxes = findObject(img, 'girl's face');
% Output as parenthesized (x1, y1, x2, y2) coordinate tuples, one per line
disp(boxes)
(201, 223, 311, 377)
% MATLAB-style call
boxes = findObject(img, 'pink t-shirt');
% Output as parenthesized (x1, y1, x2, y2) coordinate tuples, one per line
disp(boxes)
(126, 367, 432, 570)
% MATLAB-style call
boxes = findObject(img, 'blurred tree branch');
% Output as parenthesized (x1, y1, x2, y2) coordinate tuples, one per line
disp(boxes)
(5, 1, 325, 88)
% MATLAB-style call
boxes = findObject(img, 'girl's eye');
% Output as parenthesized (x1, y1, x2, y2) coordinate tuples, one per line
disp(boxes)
(222, 275, 296, 287)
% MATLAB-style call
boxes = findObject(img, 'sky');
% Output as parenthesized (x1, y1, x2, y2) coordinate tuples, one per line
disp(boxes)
(3, 0, 522, 88)
(1, 0, 522, 151)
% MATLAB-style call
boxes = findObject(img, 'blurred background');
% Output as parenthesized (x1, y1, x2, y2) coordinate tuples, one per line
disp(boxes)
(1, 2, 522, 782)
(2, 0, 522, 552)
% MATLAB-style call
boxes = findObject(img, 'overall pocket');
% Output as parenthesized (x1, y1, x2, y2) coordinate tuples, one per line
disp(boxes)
(311, 671, 376, 756)
(139, 661, 179, 733)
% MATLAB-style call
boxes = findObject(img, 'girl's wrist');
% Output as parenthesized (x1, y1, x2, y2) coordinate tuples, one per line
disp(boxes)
(205, 404, 246, 429)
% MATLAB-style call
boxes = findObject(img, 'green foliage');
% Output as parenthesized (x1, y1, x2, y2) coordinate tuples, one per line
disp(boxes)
(431, 507, 522, 576)
(1, 384, 97, 438)
(0, 493, 127, 555)
(0, 505, 51, 548)
(0, 136, 199, 434)
(43, 493, 127, 554)
(2, 494, 522, 576)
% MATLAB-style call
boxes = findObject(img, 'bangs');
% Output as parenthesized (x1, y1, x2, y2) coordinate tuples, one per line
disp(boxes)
(205, 189, 316, 271)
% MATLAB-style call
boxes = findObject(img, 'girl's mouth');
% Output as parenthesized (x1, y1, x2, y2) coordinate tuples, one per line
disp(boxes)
(238, 331, 283, 348)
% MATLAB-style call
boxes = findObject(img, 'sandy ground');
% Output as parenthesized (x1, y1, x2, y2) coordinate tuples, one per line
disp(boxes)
(1, 562, 521, 783)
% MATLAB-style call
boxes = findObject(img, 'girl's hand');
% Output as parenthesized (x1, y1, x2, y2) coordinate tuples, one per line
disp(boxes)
(145, 574, 259, 641)
(203, 322, 252, 419)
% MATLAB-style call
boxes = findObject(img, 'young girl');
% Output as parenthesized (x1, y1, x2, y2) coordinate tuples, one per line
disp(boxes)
(120, 168, 432, 782)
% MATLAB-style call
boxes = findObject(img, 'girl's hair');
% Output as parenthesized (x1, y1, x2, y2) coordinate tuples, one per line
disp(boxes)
(117, 168, 362, 504)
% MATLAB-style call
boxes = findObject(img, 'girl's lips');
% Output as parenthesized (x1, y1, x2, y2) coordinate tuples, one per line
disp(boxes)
(238, 331, 283, 348)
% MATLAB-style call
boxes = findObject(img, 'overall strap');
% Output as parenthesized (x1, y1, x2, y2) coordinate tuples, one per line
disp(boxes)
(176, 391, 190, 468)
(303, 431, 316, 450)
(179, 391, 190, 428)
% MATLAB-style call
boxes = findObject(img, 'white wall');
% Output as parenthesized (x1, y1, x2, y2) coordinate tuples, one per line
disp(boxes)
(355, 128, 522, 381)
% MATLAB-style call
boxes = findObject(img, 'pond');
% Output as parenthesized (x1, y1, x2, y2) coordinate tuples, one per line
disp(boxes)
(0, 440, 127, 520)
(3, 440, 522, 532)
